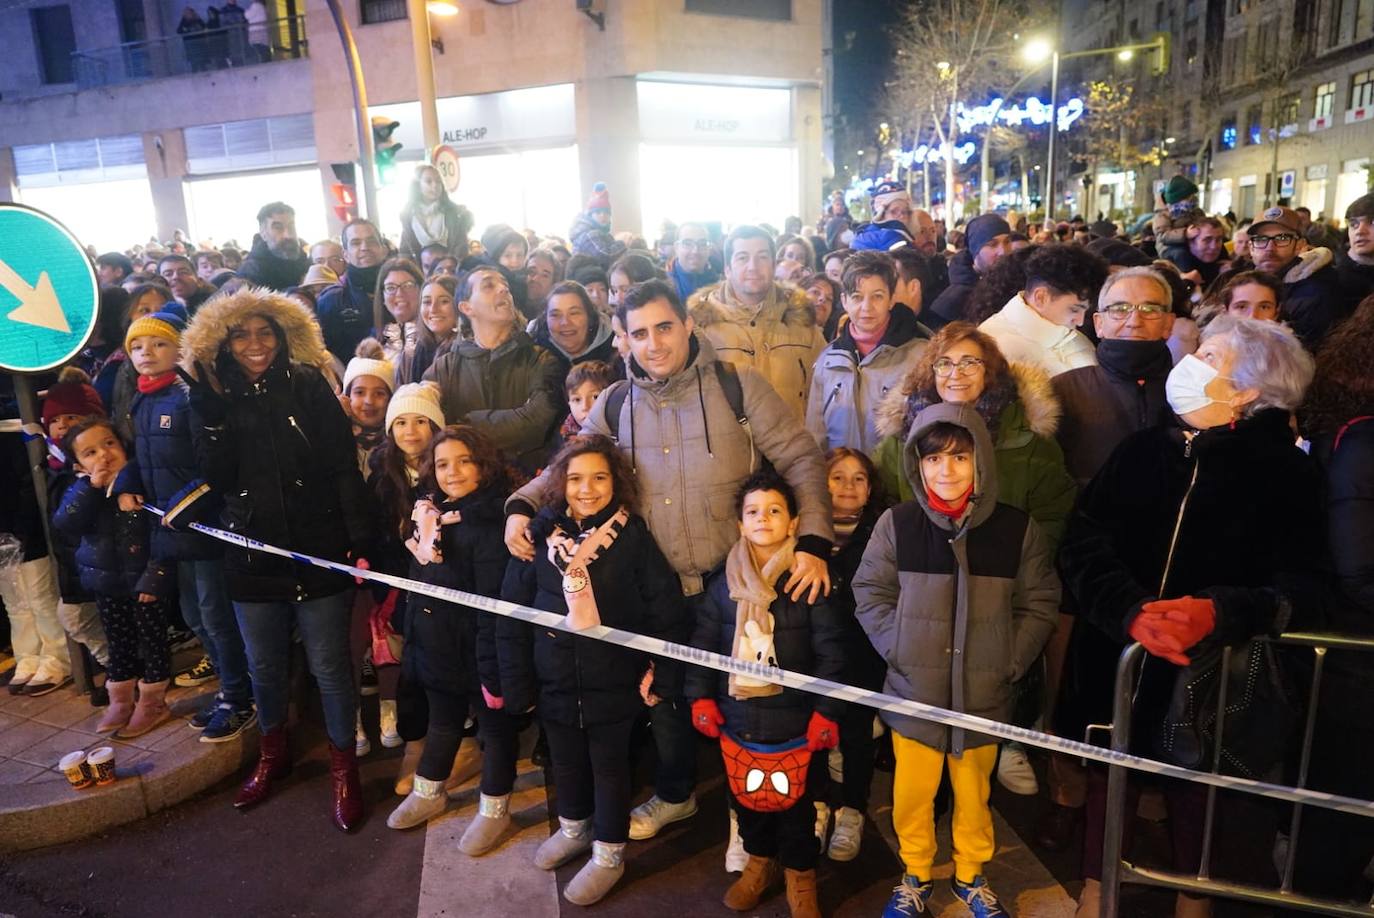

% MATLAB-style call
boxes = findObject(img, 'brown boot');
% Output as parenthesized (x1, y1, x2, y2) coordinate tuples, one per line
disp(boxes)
(117, 680, 171, 738)
(96, 679, 137, 733)
(723, 855, 780, 911)
(235, 726, 291, 809)
(785, 868, 820, 918)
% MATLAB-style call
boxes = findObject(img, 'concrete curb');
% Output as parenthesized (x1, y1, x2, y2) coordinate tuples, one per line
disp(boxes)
(0, 688, 256, 854)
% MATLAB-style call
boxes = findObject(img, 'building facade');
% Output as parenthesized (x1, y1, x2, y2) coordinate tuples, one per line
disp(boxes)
(0, 0, 823, 251)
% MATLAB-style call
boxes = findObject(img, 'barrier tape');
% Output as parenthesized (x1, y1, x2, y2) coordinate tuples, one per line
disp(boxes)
(131, 504, 1374, 819)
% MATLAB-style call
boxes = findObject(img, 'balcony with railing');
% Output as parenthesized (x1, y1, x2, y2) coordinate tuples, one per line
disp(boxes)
(70, 15, 307, 90)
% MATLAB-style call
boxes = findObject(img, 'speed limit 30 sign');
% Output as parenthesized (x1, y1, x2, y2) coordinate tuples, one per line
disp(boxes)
(431, 145, 460, 194)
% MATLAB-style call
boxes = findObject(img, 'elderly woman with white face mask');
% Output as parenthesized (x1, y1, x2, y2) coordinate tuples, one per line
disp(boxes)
(1059, 315, 1325, 918)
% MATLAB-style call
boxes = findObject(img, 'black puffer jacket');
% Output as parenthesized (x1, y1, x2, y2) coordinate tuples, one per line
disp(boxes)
(182, 289, 373, 603)
(47, 467, 93, 603)
(53, 477, 172, 599)
(405, 487, 509, 696)
(1057, 409, 1326, 747)
(685, 563, 846, 744)
(498, 505, 687, 727)
(827, 507, 887, 689)
(1273, 249, 1346, 348)
(238, 234, 310, 292)
(927, 249, 979, 324)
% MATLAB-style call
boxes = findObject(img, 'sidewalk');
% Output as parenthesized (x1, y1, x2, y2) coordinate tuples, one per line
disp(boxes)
(0, 678, 255, 853)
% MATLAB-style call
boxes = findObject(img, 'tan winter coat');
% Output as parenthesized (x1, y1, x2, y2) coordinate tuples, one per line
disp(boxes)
(687, 280, 826, 420)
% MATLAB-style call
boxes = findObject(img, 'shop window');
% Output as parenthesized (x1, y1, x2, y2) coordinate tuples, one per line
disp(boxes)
(685, 0, 791, 20)
(1246, 104, 1264, 144)
(1315, 81, 1336, 118)
(1220, 117, 1238, 149)
(30, 5, 76, 84)
(361, 0, 406, 24)
(1352, 69, 1374, 111)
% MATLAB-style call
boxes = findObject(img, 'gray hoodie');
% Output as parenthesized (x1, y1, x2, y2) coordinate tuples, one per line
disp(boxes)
(852, 401, 1060, 752)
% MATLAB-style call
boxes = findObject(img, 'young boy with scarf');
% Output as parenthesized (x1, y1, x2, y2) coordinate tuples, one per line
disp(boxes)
(499, 435, 687, 907)
(687, 471, 846, 918)
(853, 403, 1059, 918)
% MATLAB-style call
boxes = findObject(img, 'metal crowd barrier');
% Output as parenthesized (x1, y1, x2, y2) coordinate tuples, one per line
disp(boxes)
(1101, 635, 1374, 917)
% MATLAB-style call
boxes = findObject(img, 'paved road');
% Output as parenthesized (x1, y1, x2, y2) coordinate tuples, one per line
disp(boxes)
(4, 691, 1267, 918)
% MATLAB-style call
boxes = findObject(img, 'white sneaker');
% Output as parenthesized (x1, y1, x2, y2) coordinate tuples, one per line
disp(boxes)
(997, 744, 1039, 795)
(813, 801, 831, 852)
(725, 808, 747, 873)
(355, 711, 372, 758)
(379, 699, 402, 748)
(827, 806, 864, 861)
(627, 794, 698, 840)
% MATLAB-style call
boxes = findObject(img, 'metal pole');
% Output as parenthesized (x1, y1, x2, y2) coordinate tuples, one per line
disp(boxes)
(1046, 51, 1060, 221)
(407, 0, 440, 157)
(980, 100, 1004, 213)
(1101, 642, 1144, 918)
(323, 0, 378, 222)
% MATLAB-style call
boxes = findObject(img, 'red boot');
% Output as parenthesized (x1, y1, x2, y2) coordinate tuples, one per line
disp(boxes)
(329, 742, 364, 832)
(234, 727, 291, 810)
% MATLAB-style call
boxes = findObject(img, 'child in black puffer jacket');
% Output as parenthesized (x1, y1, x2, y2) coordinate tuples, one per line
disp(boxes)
(386, 424, 514, 843)
(499, 434, 687, 908)
(54, 417, 173, 739)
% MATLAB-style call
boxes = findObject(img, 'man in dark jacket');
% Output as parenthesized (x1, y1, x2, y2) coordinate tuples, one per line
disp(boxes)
(1249, 205, 1345, 347)
(158, 255, 216, 315)
(423, 267, 564, 470)
(316, 218, 385, 364)
(668, 222, 720, 304)
(1053, 266, 1175, 488)
(1165, 216, 1229, 289)
(238, 202, 310, 292)
(928, 213, 1013, 324)
(1334, 193, 1374, 313)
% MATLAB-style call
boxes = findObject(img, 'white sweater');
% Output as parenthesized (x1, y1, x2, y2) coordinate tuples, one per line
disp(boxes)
(979, 292, 1097, 378)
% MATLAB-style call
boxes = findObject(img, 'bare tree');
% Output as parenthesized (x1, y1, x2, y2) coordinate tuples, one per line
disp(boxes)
(885, 0, 1047, 220)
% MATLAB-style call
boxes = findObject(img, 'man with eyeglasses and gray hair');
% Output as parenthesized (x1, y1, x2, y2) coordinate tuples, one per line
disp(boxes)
(1247, 205, 1343, 348)
(667, 222, 720, 304)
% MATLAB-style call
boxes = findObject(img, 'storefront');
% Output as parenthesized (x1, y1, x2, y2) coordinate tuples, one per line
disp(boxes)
(182, 113, 326, 246)
(368, 84, 581, 237)
(13, 134, 157, 252)
(635, 80, 798, 238)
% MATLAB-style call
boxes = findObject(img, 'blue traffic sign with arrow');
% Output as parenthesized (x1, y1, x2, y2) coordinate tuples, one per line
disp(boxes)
(0, 203, 98, 374)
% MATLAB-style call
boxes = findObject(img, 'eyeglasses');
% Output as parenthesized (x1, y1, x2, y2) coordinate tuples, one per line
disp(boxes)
(933, 356, 985, 377)
(678, 239, 709, 250)
(1249, 233, 1297, 249)
(1101, 302, 1172, 319)
(383, 281, 419, 295)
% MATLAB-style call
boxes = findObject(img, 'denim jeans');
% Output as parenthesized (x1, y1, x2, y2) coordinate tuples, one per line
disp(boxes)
(234, 590, 355, 750)
(649, 590, 711, 803)
(178, 559, 251, 706)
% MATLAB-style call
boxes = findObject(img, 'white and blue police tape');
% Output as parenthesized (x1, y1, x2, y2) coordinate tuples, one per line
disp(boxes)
(146, 505, 1374, 819)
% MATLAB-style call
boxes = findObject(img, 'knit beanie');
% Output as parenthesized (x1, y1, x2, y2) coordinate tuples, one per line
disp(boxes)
(1163, 175, 1199, 205)
(869, 180, 911, 221)
(965, 214, 1012, 258)
(586, 182, 611, 213)
(124, 310, 185, 352)
(343, 337, 395, 395)
(42, 366, 105, 427)
(385, 381, 444, 433)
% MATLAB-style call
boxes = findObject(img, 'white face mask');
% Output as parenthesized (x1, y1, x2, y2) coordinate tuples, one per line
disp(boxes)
(1166, 353, 1232, 417)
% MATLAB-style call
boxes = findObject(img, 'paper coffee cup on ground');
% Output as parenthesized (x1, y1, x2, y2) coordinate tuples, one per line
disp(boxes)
(59, 750, 95, 790)
(86, 746, 117, 785)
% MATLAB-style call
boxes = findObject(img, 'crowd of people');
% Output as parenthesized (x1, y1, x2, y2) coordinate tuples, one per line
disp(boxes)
(4, 162, 1374, 918)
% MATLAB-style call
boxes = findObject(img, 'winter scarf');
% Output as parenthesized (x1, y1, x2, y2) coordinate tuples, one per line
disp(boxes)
(848, 319, 889, 358)
(900, 374, 1015, 447)
(411, 200, 447, 249)
(831, 513, 863, 551)
(136, 371, 179, 394)
(927, 483, 974, 520)
(725, 534, 796, 700)
(546, 506, 630, 631)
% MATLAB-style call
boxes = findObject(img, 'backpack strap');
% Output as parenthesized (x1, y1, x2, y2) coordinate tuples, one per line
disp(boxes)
(603, 380, 631, 443)
(713, 360, 748, 429)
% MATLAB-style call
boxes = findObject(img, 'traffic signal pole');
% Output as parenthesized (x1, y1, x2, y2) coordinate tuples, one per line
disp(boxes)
(408, 0, 441, 157)
(324, 0, 379, 221)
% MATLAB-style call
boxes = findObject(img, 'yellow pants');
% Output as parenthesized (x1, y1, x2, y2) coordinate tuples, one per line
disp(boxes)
(891, 733, 998, 883)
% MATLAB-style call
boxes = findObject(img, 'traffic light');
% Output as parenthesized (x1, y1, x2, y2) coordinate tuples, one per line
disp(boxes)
(372, 115, 403, 185)
(330, 162, 358, 223)
(1150, 32, 1170, 76)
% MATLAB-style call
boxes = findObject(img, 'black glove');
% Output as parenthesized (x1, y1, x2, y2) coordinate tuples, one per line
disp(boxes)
(176, 363, 229, 427)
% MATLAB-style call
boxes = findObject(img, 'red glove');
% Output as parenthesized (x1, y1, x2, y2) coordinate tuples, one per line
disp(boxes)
(806, 711, 841, 751)
(691, 698, 724, 738)
(1131, 597, 1216, 665)
(481, 685, 504, 710)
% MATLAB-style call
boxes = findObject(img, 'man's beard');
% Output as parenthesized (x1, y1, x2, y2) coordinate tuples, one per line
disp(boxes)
(269, 239, 299, 259)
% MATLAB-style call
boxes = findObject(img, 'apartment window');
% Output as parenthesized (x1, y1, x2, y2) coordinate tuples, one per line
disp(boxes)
(1277, 91, 1302, 126)
(1353, 69, 1374, 110)
(1358, 0, 1374, 35)
(360, 0, 405, 24)
(685, 0, 792, 19)
(1220, 117, 1239, 149)
(1222, 34, 1241, 85)
(1329, 0, 1347, 45)
(30, 5, 76, 84)
(1256, 18, 1280, 68)
(1246, 104, 1265, 144)
(1181, 102, 1193, 135)
(1315, 81, 1336, 118)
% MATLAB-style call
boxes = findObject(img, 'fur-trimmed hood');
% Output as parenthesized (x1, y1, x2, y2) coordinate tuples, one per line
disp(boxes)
(875, 360, 1061, 443)
(1284, 246, 1333, 284)
(687, 280, 816, 329)
(179, 285, 335, 388)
